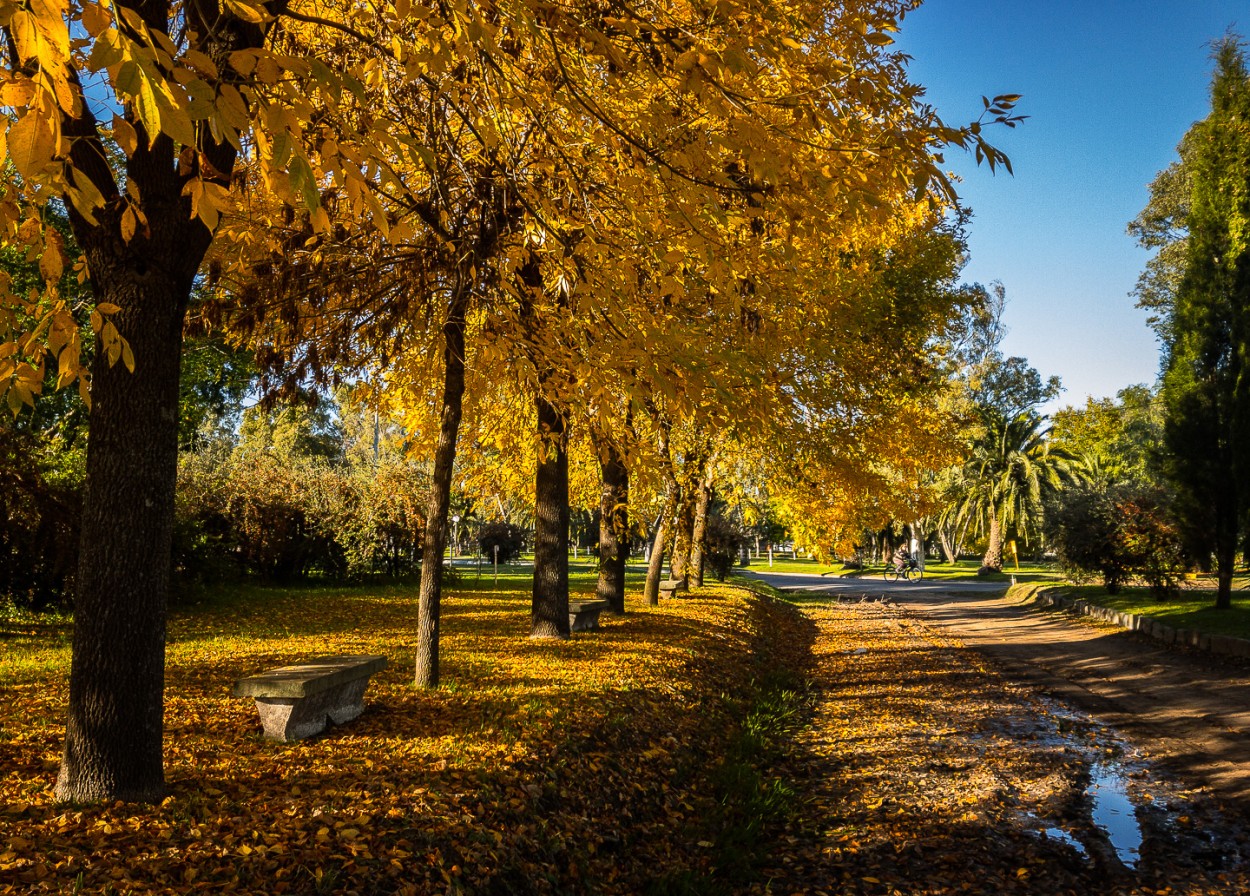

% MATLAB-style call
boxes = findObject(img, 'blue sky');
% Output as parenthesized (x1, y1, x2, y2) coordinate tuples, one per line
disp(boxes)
(895, 1, 1246, 413)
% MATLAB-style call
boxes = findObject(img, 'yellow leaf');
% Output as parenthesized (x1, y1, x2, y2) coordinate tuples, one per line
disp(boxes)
(66, 166, 104, 225)
(134, 75, 161, 146)
(112, 115, 138, 156)
(80, 3, 111, 37)
(50, 72, 77, 115)
(8, 111, 54, 180)
(181, 49, 219, 78)
(223, 0, 267, 23)
(39, 240, 64, 283)
(29, 0, 70, 60)
(0, 80, 35, 106)
(120, 205, 137, 242)
(227, 50, 257, 75)
(8, 11, 41, 65)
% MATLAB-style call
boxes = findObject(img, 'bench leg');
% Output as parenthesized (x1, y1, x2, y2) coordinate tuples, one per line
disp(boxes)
(569, 610, 601, 632)
(254, 678, 371, 741)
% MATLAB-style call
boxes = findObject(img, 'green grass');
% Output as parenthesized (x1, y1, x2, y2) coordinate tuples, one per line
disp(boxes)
(739, 556, 1063, 584)
(1060, 583, 1250, 639)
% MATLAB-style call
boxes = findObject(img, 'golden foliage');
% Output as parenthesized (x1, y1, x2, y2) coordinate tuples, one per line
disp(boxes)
(0, 583, 792, 893)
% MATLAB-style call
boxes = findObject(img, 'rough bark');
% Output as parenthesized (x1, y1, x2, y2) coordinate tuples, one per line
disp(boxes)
(532, 392, 570, 638)
(643, 417, 679, 605)
(1215, 504, 1238, 610)
(55, 144, 214, 799)
(56, 271, 187, 803)
(644, 498, 673, 606)
(414, 295, 468, 688)
(981, 512, 1004, 572)
(594, 432, 629, 614)
(689, 478, 713, 588)
(51, 0, 263, 804)
(670, 486, 696, 585)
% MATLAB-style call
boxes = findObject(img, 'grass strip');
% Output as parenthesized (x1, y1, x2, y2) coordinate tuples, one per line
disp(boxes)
(1043, 583, 1250, 639)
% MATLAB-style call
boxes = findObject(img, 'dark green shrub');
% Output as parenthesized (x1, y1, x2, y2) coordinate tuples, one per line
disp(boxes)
(479, 522, 526, 564)
(0, 430, 80, 610)
(1047, 484, 1184, 597)
(704, 515, 746, 581)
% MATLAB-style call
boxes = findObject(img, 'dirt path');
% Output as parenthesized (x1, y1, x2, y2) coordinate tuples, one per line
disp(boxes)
(891, 586, 1250, 805)
(747, 601, 1250, 895)
(747, 571, 1250, 806)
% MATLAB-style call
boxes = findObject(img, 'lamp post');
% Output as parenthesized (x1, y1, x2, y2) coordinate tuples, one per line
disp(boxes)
(451, 514, 461, 560)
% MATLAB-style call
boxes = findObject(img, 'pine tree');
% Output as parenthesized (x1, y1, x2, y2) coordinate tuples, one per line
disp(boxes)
(1160, 38, 1250, 609)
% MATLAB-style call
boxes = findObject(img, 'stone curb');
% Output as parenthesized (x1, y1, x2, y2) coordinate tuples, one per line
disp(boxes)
(1029, 588, 1250, 660)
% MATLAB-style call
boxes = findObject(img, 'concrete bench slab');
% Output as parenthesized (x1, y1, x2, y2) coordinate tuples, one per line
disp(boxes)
(658, 579, 686, 600)
(233, 655, 387, 741)
(569, 600, 610, 632)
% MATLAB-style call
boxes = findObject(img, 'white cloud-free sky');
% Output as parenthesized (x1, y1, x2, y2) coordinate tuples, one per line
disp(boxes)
(895, 1, 1245, 413)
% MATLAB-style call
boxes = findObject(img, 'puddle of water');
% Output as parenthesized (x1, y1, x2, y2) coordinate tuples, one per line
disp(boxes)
(1088, 763, 1143, 869)
(1042, 826, 1088, 857)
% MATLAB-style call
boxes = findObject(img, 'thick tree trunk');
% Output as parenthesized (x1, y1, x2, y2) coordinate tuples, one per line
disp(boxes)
(689, 479, 713, 587)
(594, 433, 629, 614)
(51, 9, 261, 803)
(1214, 499, 1238, 610)
(644, 498, 673, 606)
(670, 486, 696, 585)
(414, 300, 468, 688)
(981, 512, 1004, 571)
(644, 416, 680, 603)
(56, 273, 188, 803)
(532, 393, 570, 638)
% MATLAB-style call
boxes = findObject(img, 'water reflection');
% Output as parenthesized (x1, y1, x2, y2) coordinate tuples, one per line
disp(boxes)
(1088, 763, 1143, 869)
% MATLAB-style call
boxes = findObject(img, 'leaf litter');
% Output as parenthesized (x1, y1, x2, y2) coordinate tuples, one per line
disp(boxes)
(3, 585, 1250, 894)
(747, 600, 1250, 895)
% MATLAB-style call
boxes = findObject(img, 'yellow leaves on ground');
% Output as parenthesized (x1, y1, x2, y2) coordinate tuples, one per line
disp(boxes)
(746, 602, 1249, 896)
(0, 583, 783, 894)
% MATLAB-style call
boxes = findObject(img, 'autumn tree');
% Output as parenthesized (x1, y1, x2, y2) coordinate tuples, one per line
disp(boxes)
(0, 0, 1026, 802)
(0, 0, 287, 801)
(592, 412, 631, 614)
(0, 0, 538, 799)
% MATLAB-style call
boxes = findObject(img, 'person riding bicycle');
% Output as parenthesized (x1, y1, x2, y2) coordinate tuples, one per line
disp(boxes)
(890, 544, 911, 572)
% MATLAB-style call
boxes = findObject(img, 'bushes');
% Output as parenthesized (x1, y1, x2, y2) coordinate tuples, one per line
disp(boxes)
(174, 448, 427, 585)
(479, 521, 526, 564)
(0, 430, 81, 610)
(704, 515, 747, 581)
(1047, 484, 1184, 598)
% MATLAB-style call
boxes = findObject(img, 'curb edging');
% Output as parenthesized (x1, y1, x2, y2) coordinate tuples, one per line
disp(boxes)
(1030, 587, 1250, 660)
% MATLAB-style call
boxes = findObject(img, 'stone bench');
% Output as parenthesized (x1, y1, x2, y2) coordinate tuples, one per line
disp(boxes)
(658, 579, 687, 600)
(232, 655, 387, 741)
(569, 600, 610, 632)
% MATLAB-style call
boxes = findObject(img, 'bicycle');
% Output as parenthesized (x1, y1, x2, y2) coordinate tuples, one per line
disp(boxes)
(883, 557, 924, 582)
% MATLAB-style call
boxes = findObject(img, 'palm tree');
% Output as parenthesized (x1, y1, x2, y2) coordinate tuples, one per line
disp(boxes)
(954, 410, 1080, 570)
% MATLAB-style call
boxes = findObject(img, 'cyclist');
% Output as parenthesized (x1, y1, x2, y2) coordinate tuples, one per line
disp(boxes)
(890, 543, 911, 573)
